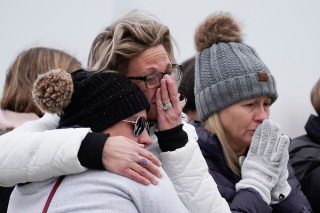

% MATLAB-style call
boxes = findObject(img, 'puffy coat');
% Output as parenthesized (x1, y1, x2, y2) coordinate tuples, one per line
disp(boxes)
(191, 120, 312, 213)
(0, 108, 38, 213)
(0, 108, 38, 135)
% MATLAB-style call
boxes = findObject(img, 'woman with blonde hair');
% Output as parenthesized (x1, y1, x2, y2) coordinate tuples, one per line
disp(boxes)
(0, 10, 229, 213)
(192, 12, 311, 212)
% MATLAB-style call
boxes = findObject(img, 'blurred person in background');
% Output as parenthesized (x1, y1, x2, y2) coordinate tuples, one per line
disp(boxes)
(178, 56, 199, 121)
(289, 78, 320, 212)
(0, 46, 81, 212)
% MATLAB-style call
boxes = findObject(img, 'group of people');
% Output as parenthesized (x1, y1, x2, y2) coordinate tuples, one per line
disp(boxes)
(0, 9, 318, 213)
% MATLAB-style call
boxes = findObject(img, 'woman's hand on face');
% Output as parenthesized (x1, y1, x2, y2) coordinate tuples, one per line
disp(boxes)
(156, 75, 182, 131)
(102, 136, 162, 185)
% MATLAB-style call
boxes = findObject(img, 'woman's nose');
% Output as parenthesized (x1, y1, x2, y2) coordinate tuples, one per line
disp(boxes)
(254, 106, 269, 123)
(138, 130, 153, 147)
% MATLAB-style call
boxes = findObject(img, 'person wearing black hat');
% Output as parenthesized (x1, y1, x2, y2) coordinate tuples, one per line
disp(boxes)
(8, 69, 188, 212)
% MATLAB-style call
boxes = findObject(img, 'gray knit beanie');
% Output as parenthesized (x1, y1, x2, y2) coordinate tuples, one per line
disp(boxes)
(194, 12, 278, 121)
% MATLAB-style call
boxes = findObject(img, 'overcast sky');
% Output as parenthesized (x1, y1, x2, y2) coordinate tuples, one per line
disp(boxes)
(1, 0, 319, 138)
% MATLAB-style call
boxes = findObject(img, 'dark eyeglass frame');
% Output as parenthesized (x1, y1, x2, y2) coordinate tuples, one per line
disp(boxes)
(122, 117, 149, 137)
(127, 64, 182, 89)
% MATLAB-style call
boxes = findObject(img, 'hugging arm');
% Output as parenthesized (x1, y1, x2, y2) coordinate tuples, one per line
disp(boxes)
(0, 113, 161, 186)
(0, 114, 90, 186)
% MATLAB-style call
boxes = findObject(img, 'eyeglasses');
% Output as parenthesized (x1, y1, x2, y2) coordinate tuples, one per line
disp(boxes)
(127, 64, 182, 89)
(122, 117, 150, 137)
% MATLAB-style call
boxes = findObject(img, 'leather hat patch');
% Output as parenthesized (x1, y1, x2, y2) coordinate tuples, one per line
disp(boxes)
(258, 71, 268, 82)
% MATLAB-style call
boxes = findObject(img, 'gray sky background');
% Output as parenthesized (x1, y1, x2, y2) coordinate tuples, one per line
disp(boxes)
(0, 0, 319, 138)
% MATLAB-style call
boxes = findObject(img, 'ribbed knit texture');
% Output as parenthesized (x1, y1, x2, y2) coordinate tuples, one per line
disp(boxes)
(195, 42, 278, 121)
(58, 70, 150, 132)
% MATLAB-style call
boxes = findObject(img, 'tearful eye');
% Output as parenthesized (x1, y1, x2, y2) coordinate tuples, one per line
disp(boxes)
(145, 73, 158, 84)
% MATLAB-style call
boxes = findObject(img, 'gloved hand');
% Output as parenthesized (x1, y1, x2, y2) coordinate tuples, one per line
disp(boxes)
(236, 119, 290, 205)
(270, 139, 292, 204)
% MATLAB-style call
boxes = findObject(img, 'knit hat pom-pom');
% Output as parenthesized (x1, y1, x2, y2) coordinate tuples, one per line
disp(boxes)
(194, 12, 242, 52)
(32, 69, 74, 114)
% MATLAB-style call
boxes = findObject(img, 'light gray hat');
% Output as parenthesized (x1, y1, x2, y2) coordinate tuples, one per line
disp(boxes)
(194, 12, 278, 121)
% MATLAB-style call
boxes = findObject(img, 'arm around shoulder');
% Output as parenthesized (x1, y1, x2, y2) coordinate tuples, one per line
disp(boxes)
(0, 114, 91, 186)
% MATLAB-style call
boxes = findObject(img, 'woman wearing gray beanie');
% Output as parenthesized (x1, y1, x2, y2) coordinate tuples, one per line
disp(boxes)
(192, 12, 311, 212)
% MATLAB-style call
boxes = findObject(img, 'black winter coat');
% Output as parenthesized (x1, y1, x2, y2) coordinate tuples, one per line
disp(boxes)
(191, 120, 312, 213)
(290, 114, 320, 213)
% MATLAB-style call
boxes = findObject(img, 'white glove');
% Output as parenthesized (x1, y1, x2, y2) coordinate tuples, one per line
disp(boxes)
(236, 119, 290, 204)
(270, 138, 292, 204)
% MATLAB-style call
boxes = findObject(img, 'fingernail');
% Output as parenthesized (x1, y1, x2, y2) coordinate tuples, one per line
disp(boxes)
(144, 180, 150, 185)
(151, 179, 158, 185)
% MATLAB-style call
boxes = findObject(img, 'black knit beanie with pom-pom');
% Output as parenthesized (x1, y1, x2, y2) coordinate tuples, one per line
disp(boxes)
(33, 69, 150, 132)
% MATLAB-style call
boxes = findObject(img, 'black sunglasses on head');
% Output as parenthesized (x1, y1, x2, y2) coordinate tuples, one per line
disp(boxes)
(122, 117, 149, 137)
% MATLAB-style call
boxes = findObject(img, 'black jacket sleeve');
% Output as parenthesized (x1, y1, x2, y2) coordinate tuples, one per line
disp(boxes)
(155, 124, 188, 152)
(78, 132, 109, 170)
